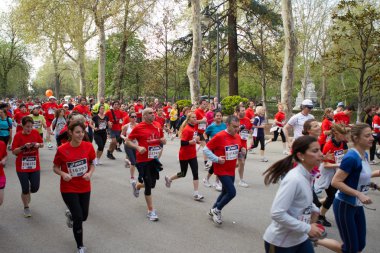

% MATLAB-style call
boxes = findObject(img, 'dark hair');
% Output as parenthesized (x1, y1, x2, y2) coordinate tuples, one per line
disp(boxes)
(363, 105, 375, 114)
(345, 105, 355, 111)
(22, 116, 34, 126)
(199, 99, 206, 104)
(350, 123, 371, 144)
(235, 105, 244, 113)
(302, 119, 317, 135)
(112, 101, 119, 106)
(68, 121, 86, 132)
(55, 108, 64, 118)
(19, 103, 26, 109)
(214, 110, 223, 117)
(263, 136, 318, 185)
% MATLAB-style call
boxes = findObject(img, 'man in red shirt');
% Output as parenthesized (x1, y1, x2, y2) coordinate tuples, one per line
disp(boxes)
(14, 104, 30, 133)
(73, 98, 91, 118)
(162, 102, 172, 126)
(195, 99, 208, 168)
(134, 99, 144, 123)
(236, 105, 252, 188)
(126, 108, 166, 221)
(203, 115, 245, 225)
(42, 96, 58, 149)
(334, 105, 354, 127)
(105, 101, 124, 159)
(245, 101, 255, 120)
(25, 97, 34, 111)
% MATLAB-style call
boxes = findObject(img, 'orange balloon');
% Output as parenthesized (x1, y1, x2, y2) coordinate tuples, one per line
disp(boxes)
(45, 89, 53, 97)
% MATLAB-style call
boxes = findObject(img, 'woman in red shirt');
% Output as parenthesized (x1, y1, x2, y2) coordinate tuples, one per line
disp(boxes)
(267, 103, 288, 154)
(0, 141, 8, 206)
(11, 116, 44, 218)
(164, 112, 203, 201)
(319, 108, 334, 150)
(53, 121, 95, 253)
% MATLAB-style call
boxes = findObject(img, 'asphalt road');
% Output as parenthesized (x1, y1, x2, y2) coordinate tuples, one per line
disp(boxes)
(1, 137, 379, 253)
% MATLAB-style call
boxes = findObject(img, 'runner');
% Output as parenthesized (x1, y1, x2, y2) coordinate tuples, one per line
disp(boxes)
(164, 112, 204, 201)
(121, 111, 137, 183)
(0, 106, 13, 145)
(11, 116, 44, 217)
(53, 121, 95, 253)
(105, 101, 124, 160)
(331, 123, 379, 253)
(0, 140, 8, 206)
(204, 115, 245, 225)
(73, 98, 93, 142)
(250, 106, 268, 162)
(318, 108, 334, 151)
(314, 124, 348, 227)
(236, 105, 252, 187)
(369, 106, 380, 164)
(334, 105, 354, 127)
(263, 135, 324, 253)
(52, 109, 67, 147)
(125, 108, 166, 221)
(334, 102, 345, 115)
(134, 99, 144, 123)
(266, 103, 288, 155)
(169, 103, 179, 140)
(29, 105, 47, 139)
(42, 96, 58, 149)
(203, 110, 226, 191)
(91, 105, 109, 165)
(195, 99, 209, 169)
(13, 104, 30, 132)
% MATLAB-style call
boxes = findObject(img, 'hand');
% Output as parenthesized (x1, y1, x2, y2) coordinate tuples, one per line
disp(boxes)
(308, 223, 323, 238)
(24, 143, 32, 149)
(241, 148, 247, 155)
(62, 172, 72, 182)
(34, 143, 41, 149)
(137, 146, 147, 154)
(324, 150, 334, 161)
(82, 172, 92, 181)
(0, 159, 6, 165)
(160, 138, 167, 145)
(195, 136, 200, 143)
(218, 156, 226, 164)
(357, 192, 372, 205)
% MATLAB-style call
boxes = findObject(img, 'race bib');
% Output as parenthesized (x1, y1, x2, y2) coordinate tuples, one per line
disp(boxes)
(240, 130, 249, 140)
(33, 120, 41, 129)
(225, 145, 239, 160)
(66, 159, 88, 177)
(198, 123, 206, 130)
(48, 108, 55, 115)
(28, 105, 34, 110)
(298, 205, 312, 224)
(22, 156, 37, 170)
(148, 146, 161, 159)
(334, 150, 344, 165)
(193, 131, 198, 141)
(99, 121, 107, 130)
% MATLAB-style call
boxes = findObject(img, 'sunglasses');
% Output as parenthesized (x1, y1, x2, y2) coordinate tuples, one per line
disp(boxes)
(306, 106, 313, 109)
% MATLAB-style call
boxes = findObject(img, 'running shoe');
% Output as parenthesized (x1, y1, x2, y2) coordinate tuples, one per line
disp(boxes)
(260, 157, 269, 162)
(23, 207, 32, 218)
(47, 142, 53, 150)
(147, 210, 159, 221)
(164, 176, 171, 188)
(317, 215, 332, 227)
(193, 194, 204, 201)
(131, 181, 139, 198)
(370, 182, 379, 191)
(210, 208, 222, 225)
(202, 178, 212, 187)
(125, 159, 131, 168)
(77, 246, 87, 253)
(238, 180, 249, 188)
(65, 209, 73, 228)
(215, 183, 222, 192)
(283, 150, 289, 155)
(369, 160, 378, 165)
(129, 177, 136, 184)
(248, 148, 256, 154)
(107, 153, 116, 160)
(116, 147, 122, 152)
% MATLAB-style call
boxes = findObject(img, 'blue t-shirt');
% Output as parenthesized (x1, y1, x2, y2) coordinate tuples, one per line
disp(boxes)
(205, 122, 227, 139)
(252, 116, 265, 137)
(0, 117, 12, 137)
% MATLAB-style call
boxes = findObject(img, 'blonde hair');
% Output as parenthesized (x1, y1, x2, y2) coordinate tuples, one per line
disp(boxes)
(255, 106, 265, 115)
(350, 123, 371, 143)
(178, 112, 196, 138)
(331, 123, 348, 136)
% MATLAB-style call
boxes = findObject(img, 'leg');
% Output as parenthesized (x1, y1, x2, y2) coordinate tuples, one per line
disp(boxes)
(0, 189, 4, 206)
(62, 193, 85, 249)
(214, 175, 236, 210)
(189, 158, 199, 192)
(17, 172, 31, 207)
(29, 171, 40, 194)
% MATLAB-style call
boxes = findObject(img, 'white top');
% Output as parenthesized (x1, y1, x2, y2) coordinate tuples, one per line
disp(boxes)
(287, 112, 314, 139)
(263, 164, 319, 247)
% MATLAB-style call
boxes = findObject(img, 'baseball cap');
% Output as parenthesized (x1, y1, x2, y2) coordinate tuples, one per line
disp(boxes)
(63, 104, 69, 108)
(49, 96, 57, 100)
(337, 102, 344, 107)
(32, 105, 41, 109)
(301, 99, 313, 107)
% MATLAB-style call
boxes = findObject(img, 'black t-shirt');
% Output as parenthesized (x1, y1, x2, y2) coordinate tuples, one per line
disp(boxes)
(92, 115, 109, 133)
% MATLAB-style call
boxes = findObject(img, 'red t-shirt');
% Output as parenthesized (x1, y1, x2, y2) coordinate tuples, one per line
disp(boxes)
(274, 111, 286, 127)
(122, 115, 130, 126)
(53, 141, 96, 193)
(73, 105, 91, 117)
(322, 139, 346, 164)
(128, 121, 164, 163)
(0, 141, 7, 177)
(245, 108, 255, 119)
(373, 114, 380, 133)
(206, 130, 242, 176)
(163, 106, 172, 119)
(134, 104, 144, 119)
(334, 112, 350, 126)
(195, 108, 207, 134)
(12, 129, 43, 173)
(14, 111, 30, 132)
(155, 115, 165, 128)
(319, 118, 333, 146)
(25, 102, 34, 111)
(105, 109, 124, 131)
(179, 124, 197, 160)
(42, 102, 58, 121)
(239, 117, 252, 149)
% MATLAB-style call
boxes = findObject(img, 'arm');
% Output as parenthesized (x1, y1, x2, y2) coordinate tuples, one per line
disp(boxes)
(371, 169, 380, 178)
(282, 123, 292, 146)
(120, 124, 128, 140)
(125, 139, 146, 154)
(82, 164, 95, 181)
(203, 146, 225, 164)
(53, 164, 72, 182)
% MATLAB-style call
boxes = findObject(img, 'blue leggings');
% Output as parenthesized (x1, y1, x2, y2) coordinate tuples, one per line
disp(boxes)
(213, 175, 236, 210)
(333, 199, 366, 253)
(264, 240, 314, 253)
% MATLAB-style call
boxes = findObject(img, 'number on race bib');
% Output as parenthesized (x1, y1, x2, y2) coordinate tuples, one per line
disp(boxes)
(22, 156, 37, 170)
(225, 145, 239, 160)
(298, 206, 312, 224)
(148, 146, 161, 159)
(66, 159, 88, 177)
(99, 122, 107, 130)
(198, 123, 206, 130)
(240, 130, 249, 140)
(334, 150, 344, 165)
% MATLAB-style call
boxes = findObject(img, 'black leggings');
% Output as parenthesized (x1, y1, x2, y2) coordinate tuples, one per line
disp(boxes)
(0, 136, 10, 145)
(137, 161, 159, 196)
(177, 158, 198, 180)
(272, 128, 286, 142)
(370, 134, 379, 161)
(322, 184, 338, 210)
(94, 131, 107, 152)
(170, 120, 178, 130)
(17, 171, 40, 194)
(62, 192, 90, 248)
(253, 135, 265, 150)
(208, 165, 214, 175)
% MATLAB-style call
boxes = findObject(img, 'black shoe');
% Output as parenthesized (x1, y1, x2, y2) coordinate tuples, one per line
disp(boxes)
(317, 215, 332, 227)
(107, 152, 116, 160)
(116, 147, 122, 152)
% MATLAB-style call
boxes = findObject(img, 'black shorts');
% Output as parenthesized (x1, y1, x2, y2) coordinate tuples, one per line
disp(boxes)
(199, 133, 206, 142)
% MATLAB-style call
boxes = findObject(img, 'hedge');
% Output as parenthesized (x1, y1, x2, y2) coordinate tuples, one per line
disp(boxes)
(221, 96, 249, 115)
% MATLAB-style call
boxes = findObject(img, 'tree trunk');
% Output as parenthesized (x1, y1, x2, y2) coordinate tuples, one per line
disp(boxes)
(228, 0, 238, 96)
(51, 38, 60, 99)
(280, 0, 298, 118)
(78, 47, 86, 96)
(96, 18, 106, 101)
(320, 64, 327, 109)
(187, 0, 201, 104)
(259, 24, 268, 120)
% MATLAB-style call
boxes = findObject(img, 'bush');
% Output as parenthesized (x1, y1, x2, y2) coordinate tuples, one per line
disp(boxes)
(176, 99, 192, 111)
(221, 96, 249, 115)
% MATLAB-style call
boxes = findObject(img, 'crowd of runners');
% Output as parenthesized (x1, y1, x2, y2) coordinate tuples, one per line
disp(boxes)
(0, 95, 379, 253)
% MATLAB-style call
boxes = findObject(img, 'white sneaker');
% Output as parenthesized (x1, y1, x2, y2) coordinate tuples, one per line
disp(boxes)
(65, 209, 73, 228)
(131, 181, 139, 198)
(369, 160, 378, 165)
(47, 143, 53, 150)
(260, 157, 269, 162)
(129, 178, 136, 184)
(283, 151, 289, 155)
(147, 210, 159, 221)
(193, 194, 204, 201)
(238, 180, 249, 188)
(248, 148, 256, 154)
(23, 207, 32, 218)
(164, 176, 171, 188)
(202, 178, 212, 187)
(215, 182, 222, 192)
(210, 208, 222, 224)
(125, 159, 131, 168)
(77, 246, 87, 253)
(204, 162, 211, 171)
